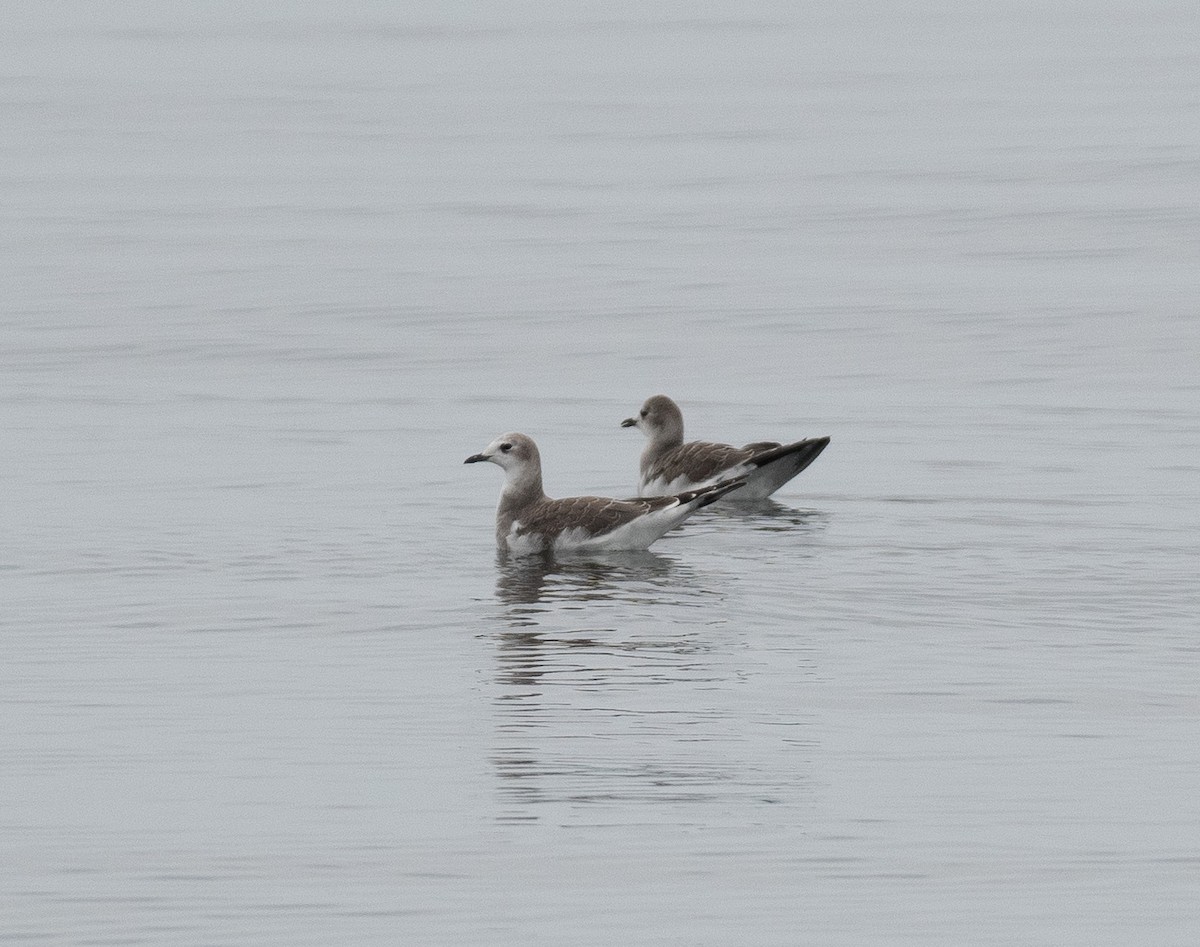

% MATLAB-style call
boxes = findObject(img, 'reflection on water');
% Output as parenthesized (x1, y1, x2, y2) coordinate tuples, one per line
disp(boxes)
(487, 548, 816, 822)
(490, 548, 720, 686)
(494, 548, 692, 615)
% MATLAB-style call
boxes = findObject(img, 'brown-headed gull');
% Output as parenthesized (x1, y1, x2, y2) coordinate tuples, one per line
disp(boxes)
(621, 395, 830, 500)
(465, 432, 745, 555)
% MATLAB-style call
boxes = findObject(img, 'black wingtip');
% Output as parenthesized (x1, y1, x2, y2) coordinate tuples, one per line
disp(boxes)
(748, 435, 831, 471)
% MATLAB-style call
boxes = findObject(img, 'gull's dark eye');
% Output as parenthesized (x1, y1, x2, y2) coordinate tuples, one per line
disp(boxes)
(499, 442, 512, 453)
(639, 409, 648, 418)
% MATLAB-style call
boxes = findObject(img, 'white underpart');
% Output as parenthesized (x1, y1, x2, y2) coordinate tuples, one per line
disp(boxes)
(503, 523, 550, 557)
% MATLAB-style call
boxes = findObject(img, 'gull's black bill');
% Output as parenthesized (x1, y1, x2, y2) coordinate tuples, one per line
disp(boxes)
(464, 453, 487, 464)
(620, 417, 637, 428)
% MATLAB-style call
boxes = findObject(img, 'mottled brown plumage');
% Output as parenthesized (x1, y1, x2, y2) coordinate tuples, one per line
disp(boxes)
(511, 493, 679, 537)
(622, 395, 830, 500)
(643, 440, 762, 488)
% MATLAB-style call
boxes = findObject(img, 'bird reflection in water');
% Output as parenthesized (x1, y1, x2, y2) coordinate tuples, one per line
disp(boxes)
(495, 548, 680, 616)
(486, 504, 825, 820)
(491, 549, 705, 686)
(488, 549, 738, 818)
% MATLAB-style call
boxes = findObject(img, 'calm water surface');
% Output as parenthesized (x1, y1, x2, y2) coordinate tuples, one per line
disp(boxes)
(3, 2, 1199, 944)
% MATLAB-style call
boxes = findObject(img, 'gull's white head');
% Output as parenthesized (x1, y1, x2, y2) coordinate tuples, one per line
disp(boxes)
(464, 432, 541, 482)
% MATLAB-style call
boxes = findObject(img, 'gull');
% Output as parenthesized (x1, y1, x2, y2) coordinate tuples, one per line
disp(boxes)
(465, 432, 744, 555)
(621, 394, 830, 500)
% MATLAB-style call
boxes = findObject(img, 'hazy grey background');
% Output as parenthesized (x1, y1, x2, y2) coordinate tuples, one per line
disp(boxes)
(3, 2, 1198, 944)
